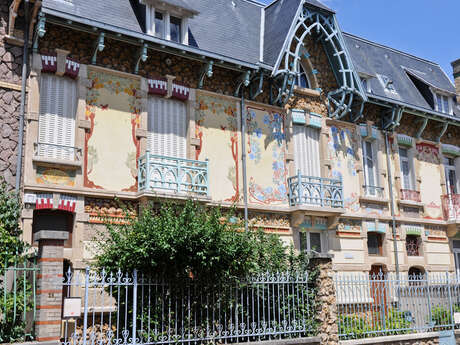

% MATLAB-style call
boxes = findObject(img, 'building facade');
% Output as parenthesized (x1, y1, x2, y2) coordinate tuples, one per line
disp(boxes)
(6, 0, 460, 279)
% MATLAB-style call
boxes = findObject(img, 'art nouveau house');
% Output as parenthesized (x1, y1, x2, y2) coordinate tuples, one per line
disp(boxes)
(7, 0, 460, 279)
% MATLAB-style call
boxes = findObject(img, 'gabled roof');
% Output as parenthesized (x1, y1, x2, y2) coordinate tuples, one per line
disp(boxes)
(344, 32, 457, 115)
(263, 0, 334, 67)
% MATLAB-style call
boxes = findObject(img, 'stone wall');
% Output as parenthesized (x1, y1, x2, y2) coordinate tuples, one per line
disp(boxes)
(0, 1, 23, 189)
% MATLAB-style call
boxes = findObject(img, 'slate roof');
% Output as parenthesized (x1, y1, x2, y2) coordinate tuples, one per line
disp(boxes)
(343, 32, 458, 116)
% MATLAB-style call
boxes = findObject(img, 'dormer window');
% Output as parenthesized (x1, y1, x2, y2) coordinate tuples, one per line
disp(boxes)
(377, 74, 397, 94)
(435, 93, 451, 114)
(143, 0, 198, 45)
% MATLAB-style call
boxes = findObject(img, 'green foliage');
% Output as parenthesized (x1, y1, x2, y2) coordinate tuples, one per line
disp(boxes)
(94, 200, 308, 283)
(430, 304, 460, 327)
(0, 178, 24, 267)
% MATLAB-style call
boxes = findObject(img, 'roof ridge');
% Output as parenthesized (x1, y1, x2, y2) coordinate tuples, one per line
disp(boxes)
(343, 32, 441, 67)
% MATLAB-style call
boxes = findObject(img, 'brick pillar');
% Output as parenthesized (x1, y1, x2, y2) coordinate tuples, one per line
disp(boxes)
(309, 256, 338, 345)
(452, 58, 460, 97)
(35, 230, 69, 342)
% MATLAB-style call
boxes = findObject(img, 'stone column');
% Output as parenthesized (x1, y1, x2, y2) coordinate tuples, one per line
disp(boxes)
(309, 257, 338, 345)
(35, 230, 69, 342)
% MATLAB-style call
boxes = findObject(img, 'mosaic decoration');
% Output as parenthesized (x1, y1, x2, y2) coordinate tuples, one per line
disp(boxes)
(36, 166, 76, 187)
(424, 201, 443, 220)
(328, 125, 359, 178)
(246, 106, 288, 205)
(195, 92, 240, 203)
(247, 212, 290, 232)
(85, 197, 138, 224)
(337, 218, 361, 233)
(425, 225, 447, 239)
(416, 142, 440, 164)
(85, 69, 142, 191)
(361, 202, 388, 217)
(344, 193, 360, 213)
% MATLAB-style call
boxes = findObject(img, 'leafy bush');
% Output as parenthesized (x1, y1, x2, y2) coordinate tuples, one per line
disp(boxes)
(94, 200, 309, 283)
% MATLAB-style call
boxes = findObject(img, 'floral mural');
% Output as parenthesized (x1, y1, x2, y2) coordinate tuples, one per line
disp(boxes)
(246, 106, 288, 205)
(85, 69, 142, 191)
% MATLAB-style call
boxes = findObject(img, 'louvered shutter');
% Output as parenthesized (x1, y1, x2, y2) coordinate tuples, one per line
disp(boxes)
(147, 96, 186, 158)
(39, 74, 77, 160)
(293, 125, 320, 177)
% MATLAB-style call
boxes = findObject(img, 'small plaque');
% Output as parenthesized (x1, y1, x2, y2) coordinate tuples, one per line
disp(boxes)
(24, 193, 37, 204)
(454, 312, 460, 324)
(291, 109, 306, 125)
(344, 253, 354, 259)
(63, 297, 82, 319)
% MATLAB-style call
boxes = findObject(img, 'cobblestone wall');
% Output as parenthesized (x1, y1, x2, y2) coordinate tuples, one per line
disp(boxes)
(0, 1, 23, 189)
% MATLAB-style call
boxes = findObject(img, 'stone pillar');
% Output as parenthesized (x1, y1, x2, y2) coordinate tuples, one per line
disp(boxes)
(35, 230, 69, 342)
(309, 257, 338, 345)
(452, 58, 460, 97)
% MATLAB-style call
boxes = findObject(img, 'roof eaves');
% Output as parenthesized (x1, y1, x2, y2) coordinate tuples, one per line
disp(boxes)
(42, 7, 264, 71)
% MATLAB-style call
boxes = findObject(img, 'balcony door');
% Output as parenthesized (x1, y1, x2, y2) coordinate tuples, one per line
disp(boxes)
(444, 157, 458, 195)
(293, 125, 320, 177)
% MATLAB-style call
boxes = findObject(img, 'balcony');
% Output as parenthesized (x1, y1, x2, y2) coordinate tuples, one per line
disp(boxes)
(288, 172, 343, 208)
(138, 153, 209, 196)
(442, 194, 460, 222)
(33, 142, 82, 167)
(400, 189, 421, 203)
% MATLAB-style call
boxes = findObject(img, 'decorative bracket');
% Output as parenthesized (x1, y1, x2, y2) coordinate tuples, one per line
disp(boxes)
(92, 32, 105, 65)
(415, 118, 428, 139)
(234, 70, 251, 97)
(198, 60, 213, 89)
(33, 13, 46, 52)
(134, 43, 148, 74)
(436, 122, 448, 143)
(350, 101, 365, 123)
(382, 106, 403, 130)
(249, 70, 264, 100)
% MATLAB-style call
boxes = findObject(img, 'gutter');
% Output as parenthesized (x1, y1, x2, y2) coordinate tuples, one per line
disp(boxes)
(16, 0, 29, 194)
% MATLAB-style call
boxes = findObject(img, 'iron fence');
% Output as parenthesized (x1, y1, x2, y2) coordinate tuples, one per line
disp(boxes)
(0, 255, 38, 343)
(61, 268, 316, 345)
(335, 271, 460, 340)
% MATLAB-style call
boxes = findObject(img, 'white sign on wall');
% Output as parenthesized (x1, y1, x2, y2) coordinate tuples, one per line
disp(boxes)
(63, 297, 82, 319)
(454, 312, 460, 324)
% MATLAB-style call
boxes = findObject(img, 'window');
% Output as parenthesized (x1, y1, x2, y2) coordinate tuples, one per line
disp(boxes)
(293, 125, 320, 177)
(147, 96, 187, 158)
(399, 148, 415, 191)
(295, 63, 310, 89)
(367, 232, 383, 256)
(406, 235, 421, 256)
(362, 140, 380, 196)
(435, 93, 451, 114)
(170, 16, 181, 43)
(154, 12, 164, 38)
(360, 77, 371, 92)
(300, 231, 322, 253)
(38, 74, 77, 160)
(444, 156, 458, 195)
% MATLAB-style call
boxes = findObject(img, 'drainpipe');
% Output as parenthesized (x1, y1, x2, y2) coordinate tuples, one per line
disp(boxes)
(385, 131, 400, 279)
(240, 88, 249, 232)
(15, 0, 30, 194)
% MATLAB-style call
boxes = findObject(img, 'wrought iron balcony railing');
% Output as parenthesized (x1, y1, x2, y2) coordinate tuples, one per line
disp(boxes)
(400, 189, 421, 203)
(441, 194, 460, 221)
(138, 152, 209, 196)
(363, 185, 385, 198)
(288, 171, 343, 208)
(34, 142, 82, 161)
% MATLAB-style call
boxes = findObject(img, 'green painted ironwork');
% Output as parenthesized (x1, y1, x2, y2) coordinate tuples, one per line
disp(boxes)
(138, 152, 209, 196)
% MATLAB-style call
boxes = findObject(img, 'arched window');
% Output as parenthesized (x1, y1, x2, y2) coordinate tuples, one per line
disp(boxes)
(295, 62, 311, 89)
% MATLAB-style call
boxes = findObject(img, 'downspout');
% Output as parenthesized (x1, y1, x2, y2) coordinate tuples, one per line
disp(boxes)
(384, 131, 400, 279)
(16, 0, 30, 194)
(240, 88, 249, 232)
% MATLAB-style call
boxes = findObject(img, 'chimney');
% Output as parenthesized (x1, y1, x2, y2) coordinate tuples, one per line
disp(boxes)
(452, 58, 460, 97)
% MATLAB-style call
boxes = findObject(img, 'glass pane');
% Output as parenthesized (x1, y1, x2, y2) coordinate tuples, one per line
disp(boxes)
(436, 94, 443, 112)
(399, 148, 408, 159)
(367, 233, 379, 255)
(155, 12, 164, 38)
(310, 233, 322, 253)
(170, 16, 181, 42)
(448, 169, 457, 194)
(443, 96, 449, 113)
(454, 240, 460, 249)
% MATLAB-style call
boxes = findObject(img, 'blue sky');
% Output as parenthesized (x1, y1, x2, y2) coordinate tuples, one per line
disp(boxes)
(260, 0, 460, 81)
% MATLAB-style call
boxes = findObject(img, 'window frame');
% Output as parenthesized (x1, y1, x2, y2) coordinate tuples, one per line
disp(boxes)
(367, 232, 383, 256)
(443, 156, 458, 195)
(435, 92, 452, 115)
(362, 139, 379, 196)
(169, 15, 182, 43)
(399, 147, 416, 191)
(300, 230, 324, 254)
(405, 234, 421, 257)
(292, 125, 321, 178)
(295, 61, 311, 89)
(146, 6, 187, 44)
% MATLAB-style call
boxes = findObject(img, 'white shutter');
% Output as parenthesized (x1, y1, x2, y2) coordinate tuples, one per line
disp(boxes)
(147, 96, 186, 158)
(39, 74, 77, 160)
(293, 125, 320, 177)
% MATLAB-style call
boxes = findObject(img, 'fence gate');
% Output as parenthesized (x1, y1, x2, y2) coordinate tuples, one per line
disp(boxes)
(439, 331, 456, 345)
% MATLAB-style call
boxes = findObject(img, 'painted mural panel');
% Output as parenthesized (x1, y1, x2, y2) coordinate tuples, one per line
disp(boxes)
(246, 105, 288, 206)
(195, 91, 240, 202)
(85, 69, 141, 191)
(327, 124, 360, 212)
(417, 143, 443, 220)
